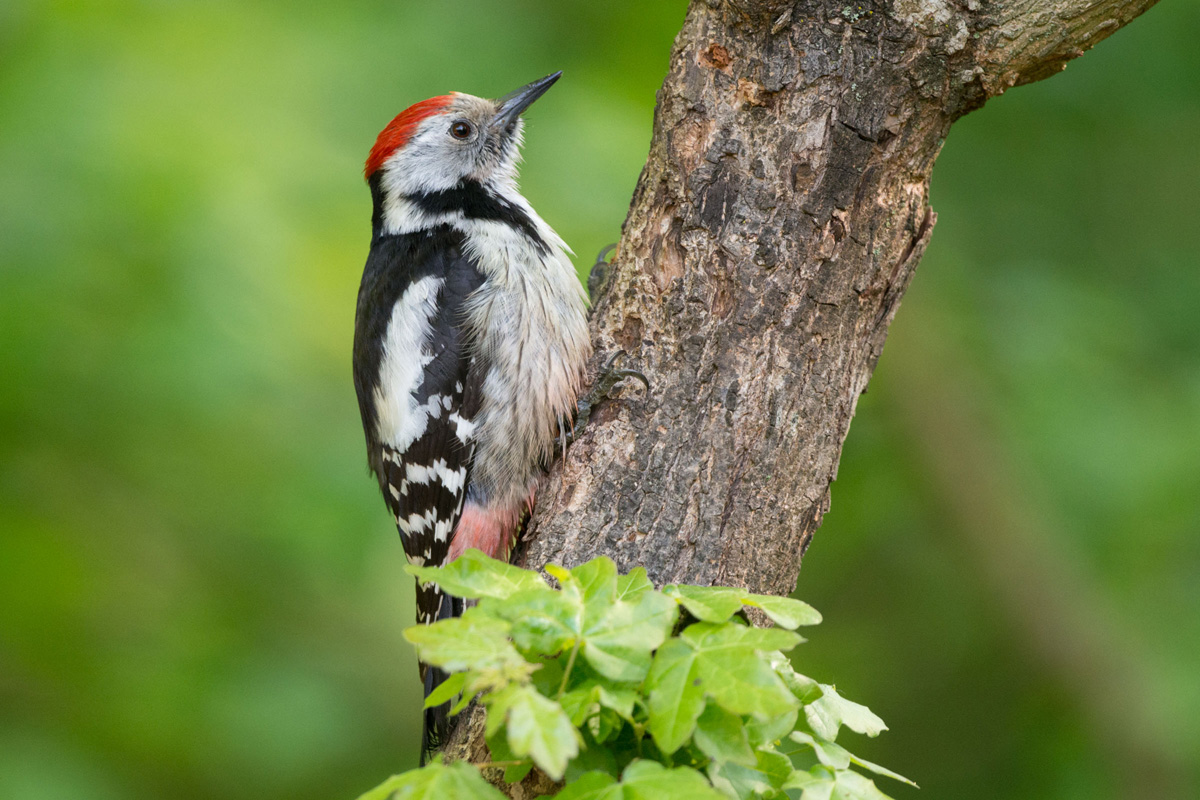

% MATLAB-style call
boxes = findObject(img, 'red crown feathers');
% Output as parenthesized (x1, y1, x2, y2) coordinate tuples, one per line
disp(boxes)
(365, 95, 454, 178)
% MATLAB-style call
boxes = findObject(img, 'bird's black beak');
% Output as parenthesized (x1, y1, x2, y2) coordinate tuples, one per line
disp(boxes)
(493, 71, 562, 133)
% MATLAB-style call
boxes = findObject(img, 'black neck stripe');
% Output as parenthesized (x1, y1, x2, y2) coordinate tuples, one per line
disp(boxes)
(371, 176, 550, 256)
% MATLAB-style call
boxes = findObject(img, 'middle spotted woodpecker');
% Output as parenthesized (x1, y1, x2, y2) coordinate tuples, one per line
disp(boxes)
(352, 72, 591, 757)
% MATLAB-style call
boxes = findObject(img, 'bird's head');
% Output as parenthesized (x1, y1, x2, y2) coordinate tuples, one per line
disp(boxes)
(365, 72, 561, 197)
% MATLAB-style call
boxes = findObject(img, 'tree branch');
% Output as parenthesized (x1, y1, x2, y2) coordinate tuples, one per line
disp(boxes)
(445, 0, 1160, 785)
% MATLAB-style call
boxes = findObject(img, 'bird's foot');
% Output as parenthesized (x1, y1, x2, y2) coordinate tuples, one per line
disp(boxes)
(557, 351, 649, 457)
(587, 243, 617, 304)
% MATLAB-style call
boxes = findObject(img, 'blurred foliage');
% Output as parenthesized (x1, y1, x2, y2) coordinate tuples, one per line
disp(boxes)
(0, 1, 1196, 799)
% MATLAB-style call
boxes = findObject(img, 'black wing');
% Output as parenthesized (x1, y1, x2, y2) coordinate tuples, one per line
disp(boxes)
(353, 224, 486, 623)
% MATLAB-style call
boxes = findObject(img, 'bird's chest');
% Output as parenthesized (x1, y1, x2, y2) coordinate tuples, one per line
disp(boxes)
(460, 223, 582, 361)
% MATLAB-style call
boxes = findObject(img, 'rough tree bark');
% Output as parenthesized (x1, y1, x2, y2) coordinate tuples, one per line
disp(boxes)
(447, 0, 1158, 789)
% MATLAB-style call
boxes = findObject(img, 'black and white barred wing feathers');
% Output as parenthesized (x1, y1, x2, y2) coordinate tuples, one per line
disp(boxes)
(353, 230, 485, 625)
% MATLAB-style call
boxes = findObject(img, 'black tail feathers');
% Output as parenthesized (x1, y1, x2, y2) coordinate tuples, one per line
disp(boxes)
(419, 589, 464, 765)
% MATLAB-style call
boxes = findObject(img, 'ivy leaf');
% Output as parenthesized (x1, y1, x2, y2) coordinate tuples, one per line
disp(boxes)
(741, 594, 822, 629)
(644, 639, 705, 755)
(407, 549, 547, 600)
(844, 755, 916, 788)
(663, 584, 745, 623)
(831, 770, 893, 800)
(615, 567, 654, 602)
(692, 703, 755, 766)
(564, 735, 621, 785)
(596, 684, 638, 721)
(756, 748, 795, 789)
(583, 589, 677, 682)
(710, 747, 794, 798)
(500, 586, 580, 656)
(503, 685, 579, 781)
(681, 621, 802, 653)
(403, 610, 524, 673)
(746, 706, 798, 748)
(572, 557, 619, 612)
(423, 671, 466, 709)
(554, 771, 622, 800)
(558, 680, 636, 726)
(783, 768, 836, 800)
(680, 623, 801, 717)
(804, 686, 887, 742)
(620, 761, 727, 800)
(790, 733, 916, 788)
(588, 706, 625, 744)
(767, 651, 822, 704)
(355, 762, 506, 800)
(707, 760, 770, 799)
(790, 731, 850, 769)
(559, 683, 600, 727)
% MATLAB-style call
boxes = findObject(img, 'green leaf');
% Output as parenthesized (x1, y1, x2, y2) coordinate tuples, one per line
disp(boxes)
(844, 755, 916, 788)
(503, 685, 579, 781)
(596, 684, 638, 721)
(572, 557, 619, 610)
(403, 611, 524, 673)
(423, 671, 466, 709)
(485, 684, 520, 740)
(831, 770, 893, 800)
(644, 639, 705, 755)
(564, 739, 621, 785)
(621, 761, 727, 800)
(756, 748, 794, 789)
(766, 651, 822, 704)
(499, 586, 581, 656)
(559, 683, 600, 727)
(681, 623, 801, 717)
(790, 732, 850, 769)
(783, 768, 836, 800)
(745, 706, 798, 748)
(741, 594, 822, 629)
(615, 567, 654, 602)
(804, 686, 887, 742)
(707, 760, 774, 799)
(681, 621, 802, 653)
(583, 588, 677, 682)
(558, 680, 636, 725)
(355, 762, 506, 800)
(709, 746, 793, 798)
(789, 733, 915, 788)
(554, 771, 622, 800)
(407, 549, 547, 600)
(663, 584, 746, 623)
(588, 706, 624, 744)
(692, 703, 755, 766)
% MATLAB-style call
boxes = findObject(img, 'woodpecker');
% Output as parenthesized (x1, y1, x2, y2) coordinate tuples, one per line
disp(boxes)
(352, 72, 591, 758)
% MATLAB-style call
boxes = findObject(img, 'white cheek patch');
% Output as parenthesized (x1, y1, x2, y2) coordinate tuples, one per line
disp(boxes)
(381, 195, 465, 236)
(374, 276, 443, 450)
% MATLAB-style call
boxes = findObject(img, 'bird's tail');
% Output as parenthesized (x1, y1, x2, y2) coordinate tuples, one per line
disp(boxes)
(417, 585, 464, 765)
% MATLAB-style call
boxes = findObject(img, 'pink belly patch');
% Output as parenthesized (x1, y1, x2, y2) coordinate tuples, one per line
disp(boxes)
(448, 499, 527, 562)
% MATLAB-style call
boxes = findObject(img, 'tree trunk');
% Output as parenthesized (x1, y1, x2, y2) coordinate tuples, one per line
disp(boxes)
(446, 0, 1159, 787)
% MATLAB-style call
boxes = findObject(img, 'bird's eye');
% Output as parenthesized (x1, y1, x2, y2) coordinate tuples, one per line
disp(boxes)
(450, 121, 473, 140)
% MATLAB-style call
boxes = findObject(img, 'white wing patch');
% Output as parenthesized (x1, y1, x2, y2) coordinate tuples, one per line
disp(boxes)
(374, 275, 443, 450)
(449, 412, 477, 443)
(404, 459, 468, 495)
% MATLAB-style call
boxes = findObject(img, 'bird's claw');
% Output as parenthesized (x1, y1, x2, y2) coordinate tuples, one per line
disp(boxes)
(558, 351, 649, 458)
(587, 244, 618, 304)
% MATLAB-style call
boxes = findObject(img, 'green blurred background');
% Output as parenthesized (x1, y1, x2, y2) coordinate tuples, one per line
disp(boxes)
(1, 1, 1196, 798)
